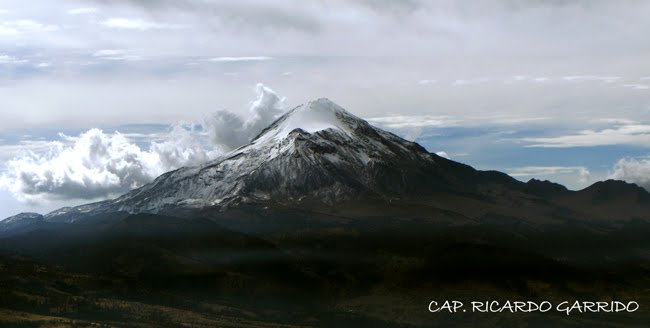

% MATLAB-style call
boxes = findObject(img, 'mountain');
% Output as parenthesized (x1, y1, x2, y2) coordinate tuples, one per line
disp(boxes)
(1, 98, 650, 327)
(112, 98, 444, 211)
(35, 98, 517, 222)
(0, 213, 44, 236)
(3, 97, 650, 226)
(551, 179, 650, 222)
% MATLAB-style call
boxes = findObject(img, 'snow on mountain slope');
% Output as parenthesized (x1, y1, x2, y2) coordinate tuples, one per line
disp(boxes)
(0, 212, 44, 234)
(250, 98, 356, 144)
(100, 98, 447, 213)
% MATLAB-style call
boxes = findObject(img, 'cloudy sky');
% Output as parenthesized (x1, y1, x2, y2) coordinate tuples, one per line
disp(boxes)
(1, 0, 650, 218)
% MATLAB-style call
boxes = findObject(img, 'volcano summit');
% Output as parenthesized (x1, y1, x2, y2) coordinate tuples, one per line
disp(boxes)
(32, 98, 506, 221)
(111, 97, 444, 211)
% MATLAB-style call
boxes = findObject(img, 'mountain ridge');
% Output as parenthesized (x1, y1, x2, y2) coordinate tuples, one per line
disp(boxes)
(2, 98, 650, 225)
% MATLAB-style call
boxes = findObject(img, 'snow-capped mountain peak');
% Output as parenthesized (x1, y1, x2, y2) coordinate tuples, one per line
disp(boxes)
(248, 98, 361, 146)
(42, 98, 452, 219)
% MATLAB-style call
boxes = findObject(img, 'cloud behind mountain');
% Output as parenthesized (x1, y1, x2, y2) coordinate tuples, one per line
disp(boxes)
(0, 83, 286, 203)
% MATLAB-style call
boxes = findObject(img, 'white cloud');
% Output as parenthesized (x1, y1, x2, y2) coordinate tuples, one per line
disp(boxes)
(368, 115, 459, 129)
(150, 125, 218, 171)
(593, 118, 638, 125)
(93, 49, 124, 57)
(101, 18, 183, 30)
(562, 75, 621, 83)
(418, 79, 437, 85)
(92, 49, 141, 61)
(523, 124, 650, 148)
(0, 126, 217, 202)
(0, 26, 20, 36)
(474, 115, 551, 125)
(204, 83, 285, 151)
(0, 83, 286, 202)
(507, 166, 590, 183)
(368, 114, 549, 130)
(0, 19, 59, 36)
(621, 84, 649, 90)
(452, 78, 490, 86)
(208, 56, 273, 62)
(503, 75, 553, 83)
(532, 77, 551, 82)
(67, 8, 99, 15)
(0, 140, 58, 163)
(0, 54, 27, 64)
(609, 157, 650, 190)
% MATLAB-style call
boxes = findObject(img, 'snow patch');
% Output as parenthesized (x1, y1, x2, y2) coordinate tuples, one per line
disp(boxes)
(436, 151, 450, 159)
(252, 99, 355, 146)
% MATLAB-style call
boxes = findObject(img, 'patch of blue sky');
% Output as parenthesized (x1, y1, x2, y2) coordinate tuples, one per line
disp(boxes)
(388, 125, 650, 189)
